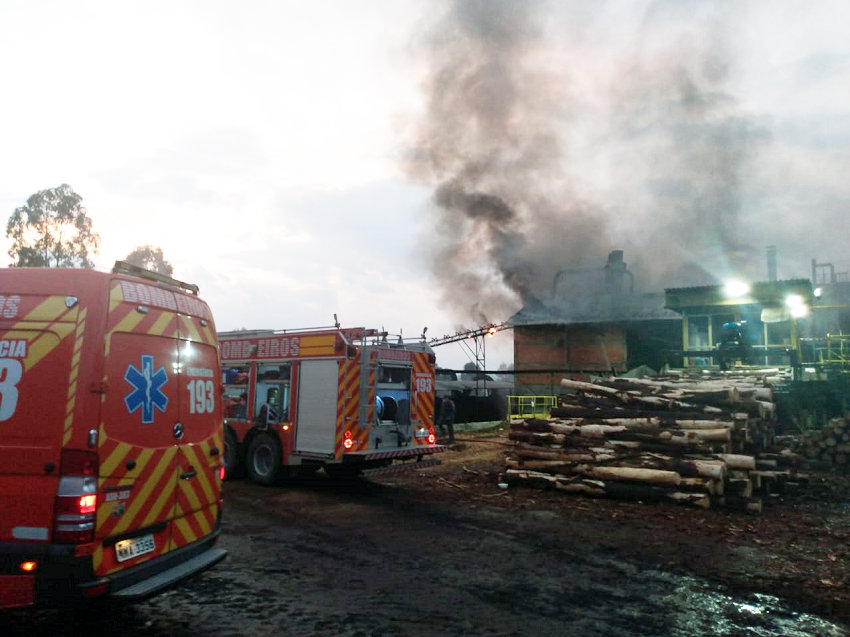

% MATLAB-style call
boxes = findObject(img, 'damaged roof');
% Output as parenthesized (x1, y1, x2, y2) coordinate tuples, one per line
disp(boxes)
(508, 292, 681, 327)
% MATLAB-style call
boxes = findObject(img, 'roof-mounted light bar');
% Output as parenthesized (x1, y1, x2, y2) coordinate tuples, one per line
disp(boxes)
(112, 261, 200, 295)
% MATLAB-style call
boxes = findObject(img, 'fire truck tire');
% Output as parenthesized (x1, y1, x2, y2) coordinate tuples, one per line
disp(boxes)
(246, 432, 282, 485)
(224, 429, 244, 480)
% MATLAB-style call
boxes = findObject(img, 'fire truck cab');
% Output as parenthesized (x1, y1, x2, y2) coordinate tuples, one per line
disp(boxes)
(0, 263, 226, 610)
(219, 326, 444, 483)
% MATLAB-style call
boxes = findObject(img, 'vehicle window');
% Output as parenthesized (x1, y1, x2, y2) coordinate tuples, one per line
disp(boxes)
(254, 364, 291, 424)
(222, 364, 249, 419)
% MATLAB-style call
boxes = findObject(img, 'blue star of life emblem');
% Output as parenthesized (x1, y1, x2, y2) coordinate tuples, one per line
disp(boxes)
(124, 354, 169, 424)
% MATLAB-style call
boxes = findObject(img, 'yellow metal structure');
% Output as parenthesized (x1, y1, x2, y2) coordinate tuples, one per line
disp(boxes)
(818, 333, 850, 366)
(508, 395, 557, 420)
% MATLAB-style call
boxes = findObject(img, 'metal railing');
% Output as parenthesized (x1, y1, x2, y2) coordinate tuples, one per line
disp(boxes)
(508, 395, 557, 420)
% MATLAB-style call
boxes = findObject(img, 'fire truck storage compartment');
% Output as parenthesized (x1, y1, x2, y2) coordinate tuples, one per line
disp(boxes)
(294, 359, 339, 455)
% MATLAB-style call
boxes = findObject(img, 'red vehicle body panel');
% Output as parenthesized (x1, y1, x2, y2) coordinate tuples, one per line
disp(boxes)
(0, 267, 226, 609)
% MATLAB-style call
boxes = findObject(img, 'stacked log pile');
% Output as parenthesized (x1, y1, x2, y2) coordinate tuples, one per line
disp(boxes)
(795, 417, 850, 471)
(504, 372, 791, 513)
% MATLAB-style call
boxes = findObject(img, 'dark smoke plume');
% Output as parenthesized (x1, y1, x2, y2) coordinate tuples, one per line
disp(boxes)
(404, 0, 770, 325)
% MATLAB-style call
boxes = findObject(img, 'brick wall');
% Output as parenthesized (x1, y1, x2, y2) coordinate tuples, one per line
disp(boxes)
(514, 324, 627, 389)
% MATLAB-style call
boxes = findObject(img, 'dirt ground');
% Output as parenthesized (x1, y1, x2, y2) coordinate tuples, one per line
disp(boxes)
(4, 429, 848, 636)
(382, 426, 850, 625)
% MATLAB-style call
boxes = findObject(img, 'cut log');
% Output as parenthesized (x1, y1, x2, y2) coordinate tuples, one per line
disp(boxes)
(508, 431, 567, 445)
(678, 476, 721, 495)
(715, 453, 756, 470)
(560, 379, 631, 403)
(573, 465, 681, 487)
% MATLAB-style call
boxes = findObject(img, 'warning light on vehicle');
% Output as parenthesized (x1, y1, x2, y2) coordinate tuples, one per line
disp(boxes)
(343, 438, 353, 450)
(79, 495, 97, 515)
(344, 430, 352, 438)
(20, 561, 37, 573)
(219, 466, 225, 480)
(428, 433, 436, 444)
(281, 424, 290, 431)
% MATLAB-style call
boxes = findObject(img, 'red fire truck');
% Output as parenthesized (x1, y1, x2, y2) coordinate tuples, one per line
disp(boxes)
(219, 326, 444, 483)
(0, 263, 226, 609)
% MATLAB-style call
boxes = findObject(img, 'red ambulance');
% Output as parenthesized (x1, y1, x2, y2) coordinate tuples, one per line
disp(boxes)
(0, 262, 226, 609)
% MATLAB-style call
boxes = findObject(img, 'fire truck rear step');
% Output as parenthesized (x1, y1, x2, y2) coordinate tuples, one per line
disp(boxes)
(343, 446, 446, 462)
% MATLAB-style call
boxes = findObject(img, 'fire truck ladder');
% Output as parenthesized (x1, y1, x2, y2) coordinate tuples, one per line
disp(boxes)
(428, 323, 512, 403)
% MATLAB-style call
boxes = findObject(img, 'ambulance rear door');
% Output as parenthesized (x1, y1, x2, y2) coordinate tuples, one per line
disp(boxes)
(171, 311, 222, 551)
(95, 285, 180, 576)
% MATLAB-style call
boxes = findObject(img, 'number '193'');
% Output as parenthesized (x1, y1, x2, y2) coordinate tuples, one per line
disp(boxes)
(187, 379, 215, 414)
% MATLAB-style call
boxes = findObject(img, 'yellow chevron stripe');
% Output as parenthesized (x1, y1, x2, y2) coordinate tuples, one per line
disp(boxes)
(69, 357, 80, 381)
(109, 311, 147, 338)
(192, 508, 212, 537)
(109, 283, 125, 311)
(174, 516, 197, 544)
(148, 311, 173, 337)
(96, 477, 136, 527)
(21, 323, 75, 371)
(113, 447, 177, 535)
(23, 296, 76, 323)
(93, 545, 103, 572)
(178, 478, 203, 513)
(180, 315, 202, 341)
(99, 442, 135, 477)
(183, 445, 216, 505)
(200, 323, 216, 346)
(142, 467, 177, 527)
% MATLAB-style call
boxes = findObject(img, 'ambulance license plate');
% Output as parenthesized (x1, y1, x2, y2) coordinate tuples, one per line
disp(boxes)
(115, 534, 155, 563)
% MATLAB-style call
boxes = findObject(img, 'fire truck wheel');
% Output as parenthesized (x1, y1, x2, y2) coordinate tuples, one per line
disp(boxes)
(247, 432, 282, 485)
(224, 429, 244, 480)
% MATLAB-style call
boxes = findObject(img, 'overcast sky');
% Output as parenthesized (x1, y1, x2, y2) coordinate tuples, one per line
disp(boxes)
(2, 0, 849, 371)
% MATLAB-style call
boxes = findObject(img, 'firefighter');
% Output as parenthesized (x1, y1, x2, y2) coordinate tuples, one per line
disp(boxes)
(255, 388, 279, 425)
(438, 395, 456, 443)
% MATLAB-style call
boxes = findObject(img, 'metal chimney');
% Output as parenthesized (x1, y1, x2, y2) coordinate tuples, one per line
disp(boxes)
(766, 245, 777, 282)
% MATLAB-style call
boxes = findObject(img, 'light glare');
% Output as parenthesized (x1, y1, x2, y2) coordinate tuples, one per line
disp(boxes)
(723, 281, 750, 297)
(791, 304, 809, 318)
(785, 294, 804, 308)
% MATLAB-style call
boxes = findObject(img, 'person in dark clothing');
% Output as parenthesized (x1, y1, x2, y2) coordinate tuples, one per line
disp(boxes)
(255, 388, 279, 425)
(438, 396, 456, 443)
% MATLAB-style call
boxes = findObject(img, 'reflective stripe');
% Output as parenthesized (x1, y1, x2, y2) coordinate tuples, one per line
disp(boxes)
(12, 526, 49, 541)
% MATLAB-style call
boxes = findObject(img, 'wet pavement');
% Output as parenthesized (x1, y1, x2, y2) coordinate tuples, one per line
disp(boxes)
(2, 478, 847, 636)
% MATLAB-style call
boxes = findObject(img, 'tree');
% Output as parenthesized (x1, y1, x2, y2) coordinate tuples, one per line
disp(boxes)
(124, 245, 173, 276)
(6, 184, 100, 268)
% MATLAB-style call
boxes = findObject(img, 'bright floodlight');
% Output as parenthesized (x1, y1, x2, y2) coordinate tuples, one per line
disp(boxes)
(723, 280, 750, 297)
(814, 287, 823, 298)
(790, 304, 809, 318)
(785, 294, 804, 308)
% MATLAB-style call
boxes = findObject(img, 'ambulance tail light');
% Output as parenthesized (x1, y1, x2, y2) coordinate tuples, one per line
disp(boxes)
(53, 450, 99, 544)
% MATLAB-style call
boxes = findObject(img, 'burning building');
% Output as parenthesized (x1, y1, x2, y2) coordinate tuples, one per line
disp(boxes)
(509, 251, 682, 395)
